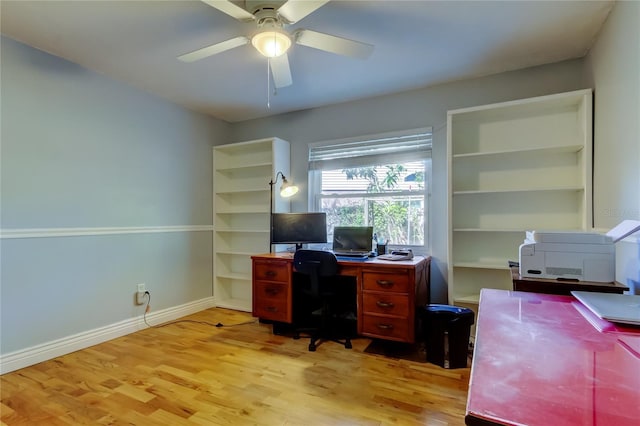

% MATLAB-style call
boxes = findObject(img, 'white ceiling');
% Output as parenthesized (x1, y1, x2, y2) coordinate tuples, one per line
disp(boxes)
(1, 0, 614, 123)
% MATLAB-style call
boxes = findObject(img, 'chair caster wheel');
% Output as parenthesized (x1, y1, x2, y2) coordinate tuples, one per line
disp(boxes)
(293, 333, 300, 340)
(345, 340, 352, 349)
(308, 344, 316, 352)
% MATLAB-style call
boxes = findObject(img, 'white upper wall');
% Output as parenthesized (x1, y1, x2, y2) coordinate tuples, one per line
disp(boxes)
(1, 36, 229, 229)
(586, 0, 640, 229)
(585, 0, 640, 293)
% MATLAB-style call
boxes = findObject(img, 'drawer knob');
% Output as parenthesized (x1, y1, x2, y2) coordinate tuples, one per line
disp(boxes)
(376, 323, 394, 330)
(265, 287, 280, 296)
(265, 270, 277, 278)
(376, 301, 395, 309)
(266, 306, 278, 312)
(376, 280, 394, 288)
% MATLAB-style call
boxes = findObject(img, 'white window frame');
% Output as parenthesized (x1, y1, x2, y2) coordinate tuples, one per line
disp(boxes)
(308, 127, 432, 254)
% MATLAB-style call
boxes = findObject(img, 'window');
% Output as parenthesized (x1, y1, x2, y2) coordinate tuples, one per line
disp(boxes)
(308, 128, 432, 252)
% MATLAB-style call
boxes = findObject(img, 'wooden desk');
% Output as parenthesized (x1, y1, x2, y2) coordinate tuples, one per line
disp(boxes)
(251, 253, 430, 343)
(466, 289, 640, 426)
(511, 266, 629, 295)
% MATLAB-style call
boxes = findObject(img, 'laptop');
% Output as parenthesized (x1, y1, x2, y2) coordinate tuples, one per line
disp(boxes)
(332, 226, 373, 258)
(571, 291, 640, 326)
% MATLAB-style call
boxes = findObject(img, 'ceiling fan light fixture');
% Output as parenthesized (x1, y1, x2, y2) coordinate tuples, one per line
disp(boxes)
(251, 29, 291, 58)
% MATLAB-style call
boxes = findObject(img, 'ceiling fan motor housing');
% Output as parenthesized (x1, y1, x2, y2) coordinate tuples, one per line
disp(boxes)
(246, 1, 286, 11)
(252, 6, 286, 27)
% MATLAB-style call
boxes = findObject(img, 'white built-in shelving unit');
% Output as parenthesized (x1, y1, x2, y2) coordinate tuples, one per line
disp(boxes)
(447, 89, 593, 306)
(213, 138, 290, 311)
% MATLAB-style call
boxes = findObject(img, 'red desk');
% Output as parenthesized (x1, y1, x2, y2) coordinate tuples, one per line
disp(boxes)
(466, 289, 640, 426)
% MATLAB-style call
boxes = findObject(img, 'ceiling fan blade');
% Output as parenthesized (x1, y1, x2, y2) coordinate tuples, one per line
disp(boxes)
(295, 29, 373, 59)
(201, 0, 255, 22)
(277, 0, 330, 24)
(178, 36, 249, 62)
(269, 54, 293, 88)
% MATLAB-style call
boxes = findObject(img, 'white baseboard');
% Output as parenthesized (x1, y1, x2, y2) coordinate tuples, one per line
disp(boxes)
(0, 297, 216, 375)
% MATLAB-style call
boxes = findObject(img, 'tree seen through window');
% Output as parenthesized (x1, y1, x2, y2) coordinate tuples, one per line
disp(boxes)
(319, 161, 426, 246)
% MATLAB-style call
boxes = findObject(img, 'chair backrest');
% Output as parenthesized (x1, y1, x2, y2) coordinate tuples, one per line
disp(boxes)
(293, 250, 338, 296)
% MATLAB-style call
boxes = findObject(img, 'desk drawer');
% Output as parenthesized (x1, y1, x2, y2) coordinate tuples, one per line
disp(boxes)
(253, 299, 289, 323)
(363, 271, 410, 293)
(254, 260, 290, 282)
(361, 315, 410, 342)
(253, 282, 289, 322)
(362, 293, 409, 317)
(254, 281, 288, 301)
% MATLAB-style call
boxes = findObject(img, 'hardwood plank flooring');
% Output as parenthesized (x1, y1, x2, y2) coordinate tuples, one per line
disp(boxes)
(1, 308, 470, 425)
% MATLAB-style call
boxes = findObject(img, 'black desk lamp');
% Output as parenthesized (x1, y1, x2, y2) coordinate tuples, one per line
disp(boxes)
(269, 171, 299, 252)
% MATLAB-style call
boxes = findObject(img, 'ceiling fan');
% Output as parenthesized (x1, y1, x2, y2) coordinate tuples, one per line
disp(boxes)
(178, 0, 374, 88)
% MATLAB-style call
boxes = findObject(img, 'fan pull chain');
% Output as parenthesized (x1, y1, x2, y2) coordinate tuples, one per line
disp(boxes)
(271, 31, 278, 98)
(267, 58, 271, 109)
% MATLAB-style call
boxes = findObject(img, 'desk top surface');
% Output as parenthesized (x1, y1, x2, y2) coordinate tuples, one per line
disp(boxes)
(467, 289, 640, 426)
(253, 252, 428, 268)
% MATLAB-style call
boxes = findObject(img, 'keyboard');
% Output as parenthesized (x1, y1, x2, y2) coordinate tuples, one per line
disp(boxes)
(334, 252, 370, 259)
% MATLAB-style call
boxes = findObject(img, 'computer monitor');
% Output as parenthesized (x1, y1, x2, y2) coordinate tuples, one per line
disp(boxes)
(271, 212, 327, 251)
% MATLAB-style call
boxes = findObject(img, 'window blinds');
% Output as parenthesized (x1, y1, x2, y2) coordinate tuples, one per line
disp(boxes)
(308, 128, 432, 171)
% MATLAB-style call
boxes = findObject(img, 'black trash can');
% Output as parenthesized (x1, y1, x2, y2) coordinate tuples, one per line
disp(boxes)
(423, 304, 474, 369)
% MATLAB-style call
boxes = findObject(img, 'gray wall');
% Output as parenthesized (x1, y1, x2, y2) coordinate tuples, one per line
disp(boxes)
(585, 0, 640, 293)
(229, 59, 590, 303)
(1, 36, 230, 354)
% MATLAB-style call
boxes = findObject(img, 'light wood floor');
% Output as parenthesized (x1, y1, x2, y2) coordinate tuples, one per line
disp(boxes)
(1, 308, 470, 425)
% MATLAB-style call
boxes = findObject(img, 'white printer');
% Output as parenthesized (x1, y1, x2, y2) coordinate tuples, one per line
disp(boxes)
(519, 220, 640, 282)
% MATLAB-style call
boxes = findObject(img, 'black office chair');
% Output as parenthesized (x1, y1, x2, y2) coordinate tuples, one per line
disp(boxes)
(292, 249, 354, 351)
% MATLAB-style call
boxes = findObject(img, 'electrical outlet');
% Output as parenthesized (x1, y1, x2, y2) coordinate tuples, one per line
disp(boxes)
(135, 283, 146, 305)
